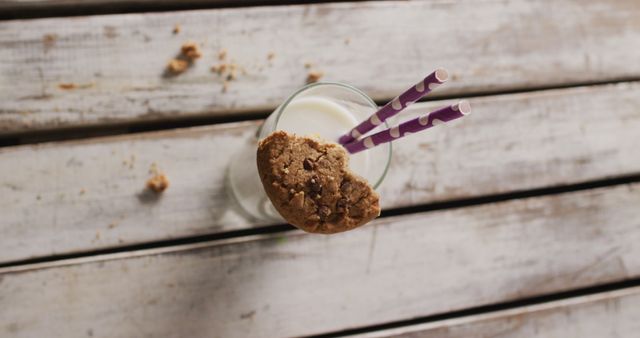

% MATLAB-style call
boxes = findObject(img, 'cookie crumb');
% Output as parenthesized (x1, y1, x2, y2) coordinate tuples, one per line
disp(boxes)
(211, 63, 229, 75)
(344, 37, 351, 45)
(58, 83, 76, 90)
(213, 60, 243, 86)
(167, 59, 189, 74)
(58, 82, 94, 90)
(304, 62, 314, 69)
(228, 66, 236, 78)
(146, 173, 170, 193)
(218, 48, 228, 60)
(173, 24, 181, 34)
(43, 34, 57, 50)
(108, 223, 116, 229)
(229, 63, 240, 79)
(267, 52, 275, 61)
(79, 188, 86, 195)
(166, 41, 201, 74)
(181, 41, 202, 59)
(306, 70, 324, 84)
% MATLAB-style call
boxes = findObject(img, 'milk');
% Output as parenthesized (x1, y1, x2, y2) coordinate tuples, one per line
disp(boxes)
(276, 96, 371, 181)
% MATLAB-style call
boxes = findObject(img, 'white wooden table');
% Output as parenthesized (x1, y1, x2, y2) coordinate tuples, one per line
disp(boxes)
(1, 1, 640, 337)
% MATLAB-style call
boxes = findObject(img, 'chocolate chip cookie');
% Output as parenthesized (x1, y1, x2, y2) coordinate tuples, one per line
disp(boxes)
(257, 131, 380, 234)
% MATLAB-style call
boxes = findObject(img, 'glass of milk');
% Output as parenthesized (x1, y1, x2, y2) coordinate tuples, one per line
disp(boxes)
(227, 82, 392, 221)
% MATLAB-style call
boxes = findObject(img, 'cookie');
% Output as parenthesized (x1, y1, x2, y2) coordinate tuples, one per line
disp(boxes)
(257, 131, 380, 234)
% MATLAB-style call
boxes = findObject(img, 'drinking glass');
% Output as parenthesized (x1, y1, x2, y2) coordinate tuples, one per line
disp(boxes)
(227, 82, 392, 220)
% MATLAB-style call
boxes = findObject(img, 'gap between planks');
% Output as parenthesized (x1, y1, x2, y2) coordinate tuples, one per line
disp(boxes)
(339, 284, 640, 338)
(0, 0, 367, 20)
(1, 77, 638, 147)
(2, 172, 639, 271)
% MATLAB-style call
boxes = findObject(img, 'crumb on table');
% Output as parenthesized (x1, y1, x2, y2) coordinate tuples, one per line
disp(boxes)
(304, 62, 314, 69)
(211, 62, 233, 75)
(58, 83, 76, 90)
(218, 48, 228, 60)
(173, 24, 181, 34)
(181, 41, 202, 59)
(147, 173, 169, 193)
(166, 41, 201, 74)
(43, 34, 57, 49)
(58, 82, 94, 90)
(167, 59, 189, 74)
(226, 64, 239, 80)
(267, 52, 275, 61)
(211, 59, 244, 92)
(306, 70, 324, 84)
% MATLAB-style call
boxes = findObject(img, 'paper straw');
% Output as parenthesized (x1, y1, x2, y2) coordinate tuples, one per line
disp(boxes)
(338, 68, 449, 145)
(344, 100, 471, 154)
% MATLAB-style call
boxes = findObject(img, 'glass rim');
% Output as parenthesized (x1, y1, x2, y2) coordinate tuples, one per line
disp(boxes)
(269, 81, 392, 189)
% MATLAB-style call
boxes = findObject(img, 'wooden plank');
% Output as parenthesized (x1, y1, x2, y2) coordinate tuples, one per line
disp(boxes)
(2, 82, 640, 264)
(2, 183, 640, 337)
(1, 0, 640, 133)
(353, 287, 640, 338)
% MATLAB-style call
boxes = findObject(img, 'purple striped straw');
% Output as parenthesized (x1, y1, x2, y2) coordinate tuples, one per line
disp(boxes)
(338, 68, 449, 145)
(344, 100, 471, 154)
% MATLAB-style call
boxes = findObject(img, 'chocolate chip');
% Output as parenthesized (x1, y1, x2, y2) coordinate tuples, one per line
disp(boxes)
(318, 205, 331, 220)
(336, 198, 348, 211)
(303, 158, 314, 171)
(340, 181, 352, 193)
(309, 175, 322, 194)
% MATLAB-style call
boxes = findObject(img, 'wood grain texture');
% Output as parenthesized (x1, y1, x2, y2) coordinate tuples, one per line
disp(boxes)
(354, 287, 640, 338)
(1, 0, 640, 133)
(2, 82, 640, 264)
(2, 183, 640, 337)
